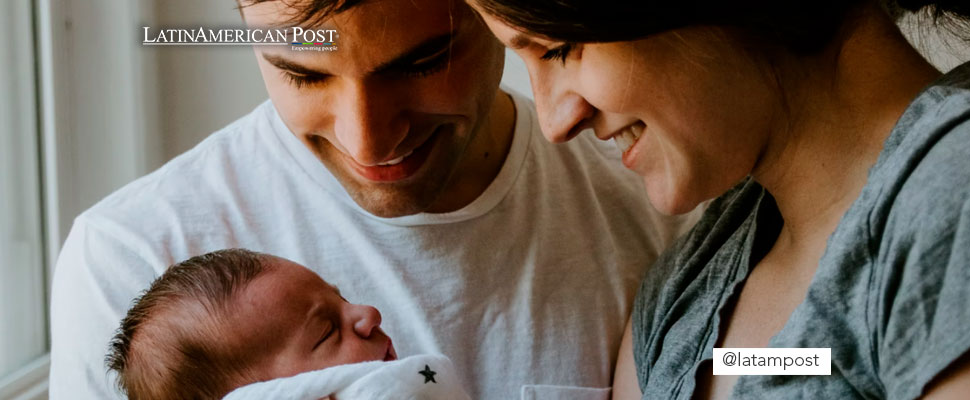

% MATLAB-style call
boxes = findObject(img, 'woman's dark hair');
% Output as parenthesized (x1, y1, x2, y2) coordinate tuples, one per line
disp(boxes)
(474, 0, 970, 53)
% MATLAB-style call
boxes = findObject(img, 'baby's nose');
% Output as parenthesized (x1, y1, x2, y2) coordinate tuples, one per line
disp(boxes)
(351, 304, 382, 338)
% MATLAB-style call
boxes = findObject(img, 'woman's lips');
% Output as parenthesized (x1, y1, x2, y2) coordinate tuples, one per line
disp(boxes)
(614, 122, 646, 170)
(612, 121, 645, 154)
(348, 131, 437, 182)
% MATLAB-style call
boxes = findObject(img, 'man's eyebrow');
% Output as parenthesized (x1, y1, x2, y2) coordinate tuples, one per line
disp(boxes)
(372, 33, 453, 74)
(262, 53, 330, 76)
(261, 33, 454, 77)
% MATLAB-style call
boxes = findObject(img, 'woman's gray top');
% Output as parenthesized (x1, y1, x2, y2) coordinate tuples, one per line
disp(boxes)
(633, 61, 970, 399)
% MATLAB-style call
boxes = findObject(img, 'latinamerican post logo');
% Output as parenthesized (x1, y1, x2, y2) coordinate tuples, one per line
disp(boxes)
(142, 27, 338, 51)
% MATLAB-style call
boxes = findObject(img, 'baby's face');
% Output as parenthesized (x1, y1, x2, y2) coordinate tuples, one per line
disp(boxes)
(220, 256, 397, 380)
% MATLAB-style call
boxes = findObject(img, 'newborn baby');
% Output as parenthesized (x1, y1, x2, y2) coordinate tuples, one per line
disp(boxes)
(106, 249, 403, 399)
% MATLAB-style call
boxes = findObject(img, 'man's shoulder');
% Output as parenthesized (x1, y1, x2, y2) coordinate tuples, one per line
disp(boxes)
(81, 100, 281, 232)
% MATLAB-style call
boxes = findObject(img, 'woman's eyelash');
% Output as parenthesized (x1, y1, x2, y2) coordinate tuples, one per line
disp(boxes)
(541, 44, 574, 64)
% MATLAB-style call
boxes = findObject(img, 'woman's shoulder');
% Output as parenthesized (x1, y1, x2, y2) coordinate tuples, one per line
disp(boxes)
(861, 62, 970, 238)
(894, 116, 970, 219)
(874, 62, 970, 236)
(862, 137, 970, 399)
(870, 98, 970, 287)
(856, 62, 970, 399)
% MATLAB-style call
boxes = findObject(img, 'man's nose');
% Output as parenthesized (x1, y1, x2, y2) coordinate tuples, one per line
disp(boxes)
(333, 83, 409, 166)
(348, 303, 382, 338)
(529, 65, 594, 143)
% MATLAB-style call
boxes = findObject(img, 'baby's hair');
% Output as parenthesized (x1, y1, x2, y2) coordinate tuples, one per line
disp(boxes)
(106, 248, 272, 400)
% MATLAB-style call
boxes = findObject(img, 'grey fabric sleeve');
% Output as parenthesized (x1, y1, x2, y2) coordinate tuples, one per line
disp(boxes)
(874, 120, 970, 400)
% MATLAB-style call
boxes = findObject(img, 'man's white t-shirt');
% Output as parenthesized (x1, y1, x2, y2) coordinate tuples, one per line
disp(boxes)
(49, 92, 695, 400)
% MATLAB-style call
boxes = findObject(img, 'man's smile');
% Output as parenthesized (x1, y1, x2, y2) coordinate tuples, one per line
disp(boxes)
(346, 127, 442, 182)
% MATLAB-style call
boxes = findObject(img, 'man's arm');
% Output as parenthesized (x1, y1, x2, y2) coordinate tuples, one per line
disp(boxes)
(49, 218, 157, 399)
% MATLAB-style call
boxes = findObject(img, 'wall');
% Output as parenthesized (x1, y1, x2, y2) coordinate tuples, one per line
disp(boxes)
(142, 0, 271, 166)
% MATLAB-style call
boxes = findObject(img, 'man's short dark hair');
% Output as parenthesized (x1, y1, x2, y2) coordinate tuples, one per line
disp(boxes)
(237, 0, 367, 27)
(105, 249, 271, 400)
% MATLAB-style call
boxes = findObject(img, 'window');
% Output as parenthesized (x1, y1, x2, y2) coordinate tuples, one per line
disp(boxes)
(0, 0, 49, 396)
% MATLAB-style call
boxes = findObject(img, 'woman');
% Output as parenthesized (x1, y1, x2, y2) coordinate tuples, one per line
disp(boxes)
(468, 1, 970, 399)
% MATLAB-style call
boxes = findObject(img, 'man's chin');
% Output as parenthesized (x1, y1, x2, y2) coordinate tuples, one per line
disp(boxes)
(347, 188, 441, 218)
(324, 136, 465, 218)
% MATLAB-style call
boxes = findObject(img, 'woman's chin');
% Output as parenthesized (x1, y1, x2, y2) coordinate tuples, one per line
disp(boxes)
(644, 179, 704, 216)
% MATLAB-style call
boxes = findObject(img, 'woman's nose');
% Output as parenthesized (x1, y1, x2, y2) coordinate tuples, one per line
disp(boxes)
(348, 303, 382, 338)
(536, 94, 595, 143)
(522, 58, 595, 143)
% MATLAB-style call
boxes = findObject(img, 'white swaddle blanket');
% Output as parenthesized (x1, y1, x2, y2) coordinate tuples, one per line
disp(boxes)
(223, 354, 471, 400)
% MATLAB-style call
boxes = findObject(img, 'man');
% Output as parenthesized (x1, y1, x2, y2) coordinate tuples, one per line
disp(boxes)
(49, 0, 694, 398)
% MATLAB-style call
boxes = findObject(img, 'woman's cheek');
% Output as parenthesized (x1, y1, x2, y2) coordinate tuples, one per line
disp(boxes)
(579, 57, 644, 113)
